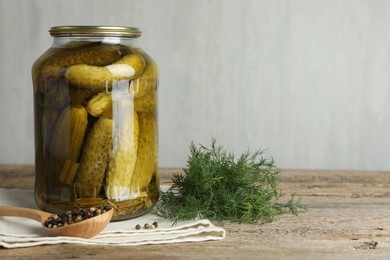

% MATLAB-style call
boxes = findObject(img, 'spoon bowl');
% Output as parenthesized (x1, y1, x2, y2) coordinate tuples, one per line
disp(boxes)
(0, 206, 113, 239)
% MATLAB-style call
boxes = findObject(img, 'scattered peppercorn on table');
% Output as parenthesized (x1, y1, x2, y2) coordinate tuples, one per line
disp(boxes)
(1, 165, 390, 258)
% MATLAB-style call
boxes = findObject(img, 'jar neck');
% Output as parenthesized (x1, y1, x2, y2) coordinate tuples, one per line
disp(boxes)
(52, 36, 140, 48)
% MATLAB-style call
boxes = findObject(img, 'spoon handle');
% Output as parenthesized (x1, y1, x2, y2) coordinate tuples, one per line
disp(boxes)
(0, 206, 51, 223)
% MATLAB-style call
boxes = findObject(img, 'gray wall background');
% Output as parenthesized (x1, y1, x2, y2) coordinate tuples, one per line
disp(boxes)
(1, 0, 389, 171)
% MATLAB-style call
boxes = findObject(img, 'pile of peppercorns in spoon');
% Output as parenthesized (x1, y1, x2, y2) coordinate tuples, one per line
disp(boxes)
(44, 206, 112, 228)
(0, 205, 114, 238)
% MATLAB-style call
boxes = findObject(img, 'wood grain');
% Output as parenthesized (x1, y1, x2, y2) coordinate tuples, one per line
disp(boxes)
(1, 165, 390, 258)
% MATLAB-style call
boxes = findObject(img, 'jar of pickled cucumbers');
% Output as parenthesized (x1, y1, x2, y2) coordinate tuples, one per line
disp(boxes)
(32, 26, 159, 221)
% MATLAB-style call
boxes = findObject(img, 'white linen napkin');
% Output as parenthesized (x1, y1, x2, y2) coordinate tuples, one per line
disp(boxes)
(0, 187, 225, 248)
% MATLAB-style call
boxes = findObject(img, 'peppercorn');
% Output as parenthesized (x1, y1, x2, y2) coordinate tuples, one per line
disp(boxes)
(75, 215, 83, 222)
(153, 221, 158, 228)
(144, 223, 150, 229)
(135, 224, 141, 230)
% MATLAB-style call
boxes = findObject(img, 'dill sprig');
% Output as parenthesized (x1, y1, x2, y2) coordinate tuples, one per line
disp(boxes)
(154, 139, 305, 224)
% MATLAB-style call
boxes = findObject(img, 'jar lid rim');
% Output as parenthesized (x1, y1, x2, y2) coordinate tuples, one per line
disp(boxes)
(49, 26, 142, 38)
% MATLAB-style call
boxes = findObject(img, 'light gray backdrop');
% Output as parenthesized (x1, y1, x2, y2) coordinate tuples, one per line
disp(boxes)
(0, 0, 389, 170)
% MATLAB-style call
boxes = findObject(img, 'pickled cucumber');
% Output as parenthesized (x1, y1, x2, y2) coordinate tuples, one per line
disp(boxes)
(41, 44, 122, 78)
(130, 113, 157, 194)
(65, 54, 146, 90)
(74, 111, 113, 198)
(105, 103, 139, 200)
(130, 58, 158, 99)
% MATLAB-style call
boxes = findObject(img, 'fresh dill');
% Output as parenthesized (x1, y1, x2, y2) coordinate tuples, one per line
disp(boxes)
(154, 139, 306, 224)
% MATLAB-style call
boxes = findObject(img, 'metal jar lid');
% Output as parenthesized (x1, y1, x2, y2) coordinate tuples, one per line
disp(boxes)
(49, 26, 142, 38)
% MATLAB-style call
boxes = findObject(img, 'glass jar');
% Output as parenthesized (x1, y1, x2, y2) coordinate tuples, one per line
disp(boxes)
(32, 26, 159, 221)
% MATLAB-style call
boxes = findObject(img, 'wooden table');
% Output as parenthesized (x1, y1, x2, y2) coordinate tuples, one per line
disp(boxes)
(1, 165, 390, 259)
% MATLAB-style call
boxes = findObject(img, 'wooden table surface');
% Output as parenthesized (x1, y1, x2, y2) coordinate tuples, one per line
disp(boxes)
(1, 165, 390, 259)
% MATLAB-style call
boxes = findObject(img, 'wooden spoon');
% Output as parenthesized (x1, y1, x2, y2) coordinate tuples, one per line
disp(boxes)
(0, 206, 113, 239)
